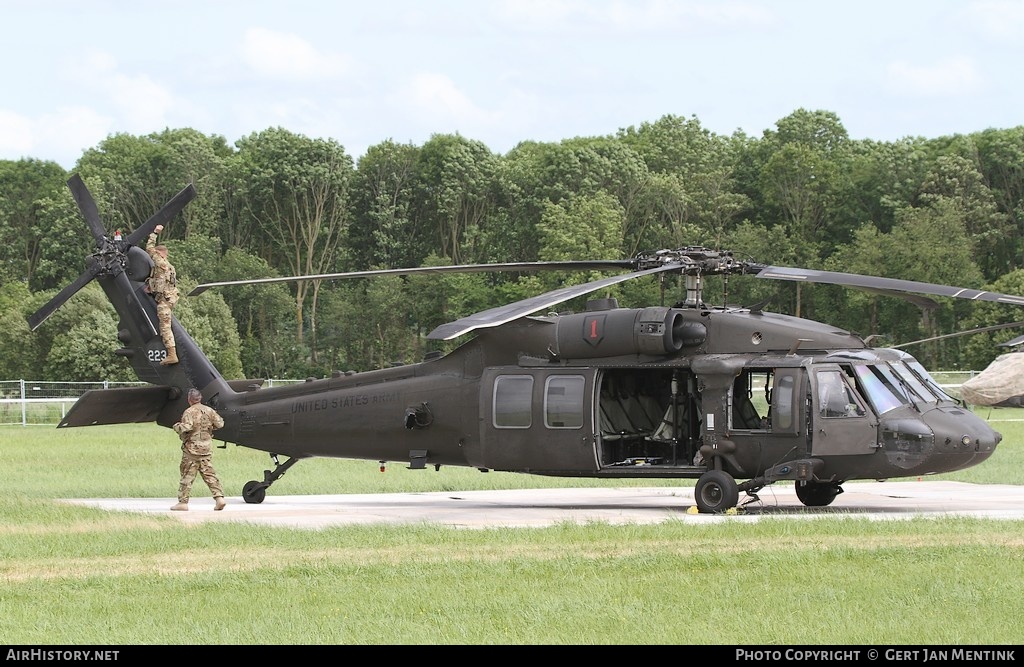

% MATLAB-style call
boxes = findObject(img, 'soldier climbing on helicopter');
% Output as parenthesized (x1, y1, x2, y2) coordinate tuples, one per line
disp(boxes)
(145, 224, 179, 365)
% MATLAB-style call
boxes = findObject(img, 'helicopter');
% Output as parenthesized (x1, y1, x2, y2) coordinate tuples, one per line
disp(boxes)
(958, 335, 1024, 408)
(26, 174, 1024, 513)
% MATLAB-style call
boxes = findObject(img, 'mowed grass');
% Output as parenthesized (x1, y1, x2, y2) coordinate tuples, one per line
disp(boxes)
(2, 412, 1024, 645)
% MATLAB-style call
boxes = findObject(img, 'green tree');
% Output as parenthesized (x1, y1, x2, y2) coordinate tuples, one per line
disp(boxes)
(414, 134, 499, 265)
(0, 158, 67, 289)
(208, 247, 293, 377)
(26, 283, 131, 381)
(76, 130, 230, 241)
(28, 178, 110, 292)
(527, 192, 629, 307)
(960, 269, 1024, 370)
(231, 127, 354, 360)
(0, 283, 43, 378)
(975, 127, 1024, 270)
(174, 284, 244, 380)
(346, 140, 422, 270)
(917, 152, 1012, 281)
(885, 200, 986, 368)
(619, 114, 751, 249)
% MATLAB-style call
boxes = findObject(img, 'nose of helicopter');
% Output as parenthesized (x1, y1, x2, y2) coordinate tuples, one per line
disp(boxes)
(922, 404, 1001, 470)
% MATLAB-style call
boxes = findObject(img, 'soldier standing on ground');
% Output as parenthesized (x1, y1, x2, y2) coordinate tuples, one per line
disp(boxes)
(146, 224, 179, 365)
(171, 388, 226, 511)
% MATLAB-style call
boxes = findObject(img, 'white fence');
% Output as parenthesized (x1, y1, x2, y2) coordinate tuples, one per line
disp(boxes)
(0, 379, 301, 426)
(1, 373, 979, 427)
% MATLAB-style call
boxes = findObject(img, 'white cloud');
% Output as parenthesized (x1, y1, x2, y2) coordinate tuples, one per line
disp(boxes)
(885, 57, 982, 96)
(106, 73, 175, 134)
(408, 73, 494, 125)
(240, 27, 352, 80)
(0, 104, 111, 167)
(34, 107, 112, 167)
(64, 49, 176, 135)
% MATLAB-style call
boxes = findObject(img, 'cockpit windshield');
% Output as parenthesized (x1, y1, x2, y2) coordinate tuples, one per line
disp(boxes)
(888, 361, 936, 404)
(905, 359, 956, 402)
(852, 359, 951, 415)
(853, 365, 904, 414)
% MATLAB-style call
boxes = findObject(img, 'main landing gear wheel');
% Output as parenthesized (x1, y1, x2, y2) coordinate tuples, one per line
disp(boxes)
(242, 480, 267, 504)
(695, 470, 739, 514)
(794, 480, 843, 507)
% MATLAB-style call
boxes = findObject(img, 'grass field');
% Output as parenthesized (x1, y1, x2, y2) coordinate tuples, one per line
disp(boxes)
(2, 413, 1024, 645)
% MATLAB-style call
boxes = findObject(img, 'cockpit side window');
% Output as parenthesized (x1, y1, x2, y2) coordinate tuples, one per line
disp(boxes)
(816, 369, 866, 418)
(730, 370, 771, 429)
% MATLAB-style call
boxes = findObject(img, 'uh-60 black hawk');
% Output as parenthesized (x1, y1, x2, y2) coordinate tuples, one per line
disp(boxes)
(27, 175, 1024, 513)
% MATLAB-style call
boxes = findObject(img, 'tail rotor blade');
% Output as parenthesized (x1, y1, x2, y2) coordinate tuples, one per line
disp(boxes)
(125, 184, 197, 246)
(113, 271, 158, 338)
(67, 174, 107, 244)
(27, 263, 102, 330)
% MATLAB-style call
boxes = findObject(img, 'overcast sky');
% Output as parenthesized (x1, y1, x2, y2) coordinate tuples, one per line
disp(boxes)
(3, 0, 1022, 170)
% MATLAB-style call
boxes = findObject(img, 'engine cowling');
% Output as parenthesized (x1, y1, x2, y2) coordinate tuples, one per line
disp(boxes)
(552, 305, 706, 359)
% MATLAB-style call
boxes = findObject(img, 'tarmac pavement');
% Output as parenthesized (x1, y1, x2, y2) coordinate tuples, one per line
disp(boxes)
(64, 480, 1024, 530)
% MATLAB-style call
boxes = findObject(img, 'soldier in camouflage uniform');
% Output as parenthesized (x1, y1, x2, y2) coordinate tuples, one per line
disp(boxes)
(146, 224, 179, 365)
(171, 388, 226, 511)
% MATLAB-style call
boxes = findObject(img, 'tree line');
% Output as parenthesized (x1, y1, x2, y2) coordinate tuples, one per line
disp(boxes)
(1, 108, 1023, 382)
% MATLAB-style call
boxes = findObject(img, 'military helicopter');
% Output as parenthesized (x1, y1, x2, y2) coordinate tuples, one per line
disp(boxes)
(958, 335, 1024, 408)
(27, 175, 1024, 513)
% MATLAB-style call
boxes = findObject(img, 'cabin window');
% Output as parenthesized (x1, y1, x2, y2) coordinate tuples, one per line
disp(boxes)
(544, 375, 585, 429)
(493, 375, 534, 428)
(775, 373, 795, 431)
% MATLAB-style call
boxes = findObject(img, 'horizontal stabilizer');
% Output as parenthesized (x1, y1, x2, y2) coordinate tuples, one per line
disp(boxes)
(57, 386, 175, 428)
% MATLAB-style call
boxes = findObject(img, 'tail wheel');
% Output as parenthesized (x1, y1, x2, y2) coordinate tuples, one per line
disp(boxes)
(242, 480, 267, 504)
(795, 480, 843, 507)
(695, 470, 739, 513)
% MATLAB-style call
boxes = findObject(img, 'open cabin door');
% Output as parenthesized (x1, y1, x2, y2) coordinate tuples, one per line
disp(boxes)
(596, 368, 703, 467)
(479, 368, 599, 473)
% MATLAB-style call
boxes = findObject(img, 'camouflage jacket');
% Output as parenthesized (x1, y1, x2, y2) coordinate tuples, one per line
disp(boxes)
(146, 233, 179, 302)
(173, 402, 225, 456)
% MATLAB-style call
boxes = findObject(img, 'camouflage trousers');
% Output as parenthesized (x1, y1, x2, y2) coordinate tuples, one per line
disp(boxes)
(156, 299, 176, 349)
(178, 450, 224, 503)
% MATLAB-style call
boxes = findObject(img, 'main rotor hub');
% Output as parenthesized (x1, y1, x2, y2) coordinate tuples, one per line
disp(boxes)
(633, 247, 766, 276)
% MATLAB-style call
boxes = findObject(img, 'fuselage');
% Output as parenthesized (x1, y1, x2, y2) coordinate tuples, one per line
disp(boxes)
(206, 302, 1001, 487)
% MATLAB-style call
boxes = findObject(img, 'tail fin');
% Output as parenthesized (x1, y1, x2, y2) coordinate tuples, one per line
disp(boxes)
(27, 174, 235, 427)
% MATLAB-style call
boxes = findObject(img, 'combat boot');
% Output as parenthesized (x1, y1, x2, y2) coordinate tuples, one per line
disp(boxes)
(160, 346, 178, 365)
(170, 502, 188, 511)
(214, 497, 226, 511)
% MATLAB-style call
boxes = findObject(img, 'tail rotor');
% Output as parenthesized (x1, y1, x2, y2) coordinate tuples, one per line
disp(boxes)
(26, 174, 196, 331)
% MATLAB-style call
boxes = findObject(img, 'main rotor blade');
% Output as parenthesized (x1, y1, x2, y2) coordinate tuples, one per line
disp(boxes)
(125, 184, 198, 246)
(67, 174, 106, 245)
(27, 263, 102, 330)
(859, 287, 940, 310)
(891, 320, 1024, 349)
(428, 263, 681, 340)
(187, 260, 635, 297)
(756, 266, 1024, 306)
(1001, 334, 1024, 348)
